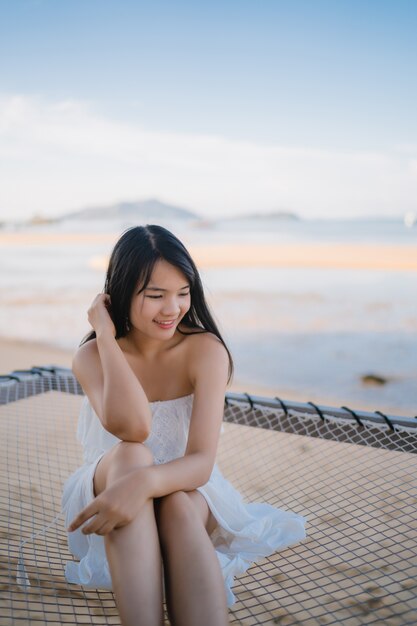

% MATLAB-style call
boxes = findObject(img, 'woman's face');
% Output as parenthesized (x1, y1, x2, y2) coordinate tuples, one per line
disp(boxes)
(129, 259, 191, 339)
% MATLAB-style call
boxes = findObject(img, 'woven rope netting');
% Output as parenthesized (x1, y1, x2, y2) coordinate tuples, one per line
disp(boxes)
(0, 368, 416, 625)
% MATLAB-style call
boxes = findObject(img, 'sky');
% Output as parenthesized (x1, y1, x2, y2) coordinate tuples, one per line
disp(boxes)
(1, 0, 417, 221)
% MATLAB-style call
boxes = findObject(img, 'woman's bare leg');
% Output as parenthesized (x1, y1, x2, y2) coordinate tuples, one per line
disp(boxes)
(156, 490, 229, 626)
(93, 442, 163, 626)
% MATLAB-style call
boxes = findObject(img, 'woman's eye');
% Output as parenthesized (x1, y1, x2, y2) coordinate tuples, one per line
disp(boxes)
(146, 292, 189, 299)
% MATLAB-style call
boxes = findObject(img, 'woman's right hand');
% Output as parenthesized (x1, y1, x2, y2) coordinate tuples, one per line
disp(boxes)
(88, 294, 116, 338)
(68, 467, 151, 535)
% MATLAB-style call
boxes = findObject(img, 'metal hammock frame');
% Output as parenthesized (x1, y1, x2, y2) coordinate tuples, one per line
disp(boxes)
(0, 366, 416, 625)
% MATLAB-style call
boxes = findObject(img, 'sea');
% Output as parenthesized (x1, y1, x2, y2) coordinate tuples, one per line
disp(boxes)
(1, 217, 416, 416)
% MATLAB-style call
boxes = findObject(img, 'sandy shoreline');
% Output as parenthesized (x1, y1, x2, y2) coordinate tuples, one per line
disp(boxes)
(1, 336, 409, 416)
(1, 232, 416, 270)
(0, 336, 73, 373)
(0, 336, 323, 404)
(191, 243, 417, 271)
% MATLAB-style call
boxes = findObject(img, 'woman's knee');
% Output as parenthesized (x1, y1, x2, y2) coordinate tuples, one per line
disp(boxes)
(111, 442, 153, 477)
(114, 441, 154, 468)
(156, 491, 201, 538)
(96, 442, 154, 492)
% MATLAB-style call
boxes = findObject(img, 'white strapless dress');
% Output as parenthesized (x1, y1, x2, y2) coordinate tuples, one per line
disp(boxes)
(62, 394, 306, 606)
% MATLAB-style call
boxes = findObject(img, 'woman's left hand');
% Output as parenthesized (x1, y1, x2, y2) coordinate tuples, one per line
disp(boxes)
(67, 468, 150, 535)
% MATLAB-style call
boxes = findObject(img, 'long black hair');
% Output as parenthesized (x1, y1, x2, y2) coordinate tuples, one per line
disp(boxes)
(82, 224, 233, 382)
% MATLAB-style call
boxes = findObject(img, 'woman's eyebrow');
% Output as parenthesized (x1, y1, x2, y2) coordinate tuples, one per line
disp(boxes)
(145, 285, 190, 292)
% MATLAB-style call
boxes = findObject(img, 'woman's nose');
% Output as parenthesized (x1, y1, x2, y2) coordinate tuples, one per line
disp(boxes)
(161, 298, 180, 316)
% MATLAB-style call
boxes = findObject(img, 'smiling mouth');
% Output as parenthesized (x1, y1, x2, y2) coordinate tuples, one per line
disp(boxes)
(153, 319, 177, 328)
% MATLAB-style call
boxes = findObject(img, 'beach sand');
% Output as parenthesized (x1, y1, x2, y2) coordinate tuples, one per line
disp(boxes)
(191, 242, 417, 271)
(1, 232, 417, 270)
(0, 336, 284, 399)
(0, 336, 73, 374)
(0, 337, 342, 409)
(1, 235, 415, 411)
(0, 336, 410, 414)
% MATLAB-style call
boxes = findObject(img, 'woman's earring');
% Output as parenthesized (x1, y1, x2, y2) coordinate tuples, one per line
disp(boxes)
(125, 316, 131, 332)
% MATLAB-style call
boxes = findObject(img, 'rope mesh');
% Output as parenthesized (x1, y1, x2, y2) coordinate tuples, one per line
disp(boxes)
(223, 395, 417, 454)
(0, 369, 416, 625)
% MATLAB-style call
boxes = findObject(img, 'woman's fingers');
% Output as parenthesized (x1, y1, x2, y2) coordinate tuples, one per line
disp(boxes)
(81, 515, 105, 535)
(68, 498, 123, 535)
(74, 512, 119, 536)
(68, 505, 117, 536)
(95, 521, 115, 536)
(87, 293, 116, 337)
(67, 501, 99, 532)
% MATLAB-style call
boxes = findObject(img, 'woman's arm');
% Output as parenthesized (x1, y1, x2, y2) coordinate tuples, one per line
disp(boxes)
(73, 294, 152, 442)
(146, 333, 229, 493)
(69, 333, 229, 534)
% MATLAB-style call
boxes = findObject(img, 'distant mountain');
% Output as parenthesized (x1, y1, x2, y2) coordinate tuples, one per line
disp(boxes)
(224, 210, 299, 222)
(61, 198, 199, 221)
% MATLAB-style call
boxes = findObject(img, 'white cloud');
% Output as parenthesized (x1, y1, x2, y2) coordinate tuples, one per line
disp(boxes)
(0, 94, 416, 220)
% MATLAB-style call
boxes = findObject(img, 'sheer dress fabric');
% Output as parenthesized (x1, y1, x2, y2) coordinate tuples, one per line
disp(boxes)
(62, 394, 306, 606)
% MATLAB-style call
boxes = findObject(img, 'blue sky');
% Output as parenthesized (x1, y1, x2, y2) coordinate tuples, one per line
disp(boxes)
(1, 0, 417, 219)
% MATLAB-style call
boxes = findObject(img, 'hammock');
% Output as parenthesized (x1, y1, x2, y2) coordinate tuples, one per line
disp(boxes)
(0, 367, 416, 625)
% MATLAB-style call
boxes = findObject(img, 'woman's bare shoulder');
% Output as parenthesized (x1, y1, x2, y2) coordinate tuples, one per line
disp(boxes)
(72, 339, 100, 380)
(72, 339, 106, 418)
(184, 331, 229, 371)
(183, 329, 223, 348)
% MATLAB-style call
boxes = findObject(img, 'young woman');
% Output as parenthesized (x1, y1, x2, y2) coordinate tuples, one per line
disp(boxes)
(62, 225, 306, 626)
